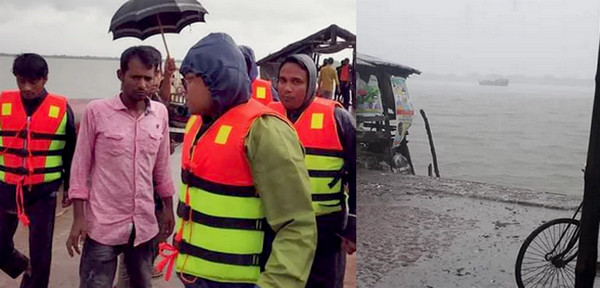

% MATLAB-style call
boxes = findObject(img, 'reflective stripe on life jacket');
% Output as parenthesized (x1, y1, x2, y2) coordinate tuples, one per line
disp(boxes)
(251, 78, 273, 105)
(269, 97, 345, 216)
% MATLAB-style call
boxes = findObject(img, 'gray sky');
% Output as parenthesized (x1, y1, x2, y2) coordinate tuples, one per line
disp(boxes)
(0, 0, 355, 61)
(358, 0, 600, 78)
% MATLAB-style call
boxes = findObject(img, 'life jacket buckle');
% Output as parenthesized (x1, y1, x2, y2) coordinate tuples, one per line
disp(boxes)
(17, 149, 28, 157)
(17, 167, 28, 175)
(255, 219, 263, 230)
(18, 130, 27, 139)
(181, 170, 190, 184)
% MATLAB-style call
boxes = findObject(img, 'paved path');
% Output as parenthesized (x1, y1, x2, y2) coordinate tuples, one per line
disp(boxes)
(0, 148, 356, 287)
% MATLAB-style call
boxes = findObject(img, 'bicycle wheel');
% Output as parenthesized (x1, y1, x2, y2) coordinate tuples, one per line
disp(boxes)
(515, 218, 579, 288)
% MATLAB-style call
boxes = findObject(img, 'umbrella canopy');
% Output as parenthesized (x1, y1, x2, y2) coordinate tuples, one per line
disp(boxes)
(109, 0, 207, 41)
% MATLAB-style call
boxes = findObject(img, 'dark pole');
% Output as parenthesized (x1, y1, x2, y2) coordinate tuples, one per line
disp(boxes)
(351, 44, 357, 109)
(575, 39, 600, 287)
(398, 135, 416, 175)
(420, 109, 440, 177)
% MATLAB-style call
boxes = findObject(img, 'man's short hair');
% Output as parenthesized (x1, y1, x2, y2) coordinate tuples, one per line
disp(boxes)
(120, 46, 161, 74)
(12, 53, 48, 80)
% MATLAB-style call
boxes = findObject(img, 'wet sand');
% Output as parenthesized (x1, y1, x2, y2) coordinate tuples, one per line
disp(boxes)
(357, 169, 594, 288)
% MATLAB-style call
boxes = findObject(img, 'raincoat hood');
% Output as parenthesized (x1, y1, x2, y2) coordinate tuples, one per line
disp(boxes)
(239, 45, 258, 81)
(278, 54, 317, 116)
(180, 33, 251, 119)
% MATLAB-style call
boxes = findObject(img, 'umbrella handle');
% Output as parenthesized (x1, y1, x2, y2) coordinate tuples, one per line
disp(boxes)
(156, 15, 171, 59)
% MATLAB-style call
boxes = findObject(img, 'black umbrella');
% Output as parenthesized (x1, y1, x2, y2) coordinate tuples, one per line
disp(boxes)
(109, 0, 208, 57)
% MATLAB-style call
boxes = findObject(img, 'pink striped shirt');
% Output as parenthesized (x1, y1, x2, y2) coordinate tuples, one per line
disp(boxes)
(69, 95, 175, 246)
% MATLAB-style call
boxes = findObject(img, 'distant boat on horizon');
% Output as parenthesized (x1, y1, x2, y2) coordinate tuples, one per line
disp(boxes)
(479, 77, 509, 86)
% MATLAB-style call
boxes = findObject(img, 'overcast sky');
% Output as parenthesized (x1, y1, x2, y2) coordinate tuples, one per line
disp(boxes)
(358, 0, 600, 79)
(0, 0, 355, 62)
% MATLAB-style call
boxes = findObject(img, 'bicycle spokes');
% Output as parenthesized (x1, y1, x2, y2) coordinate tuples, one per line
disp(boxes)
(516, 219, 579, 288)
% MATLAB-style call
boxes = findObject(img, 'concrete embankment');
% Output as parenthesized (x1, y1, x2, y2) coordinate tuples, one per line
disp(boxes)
(358, 169, 586, 288)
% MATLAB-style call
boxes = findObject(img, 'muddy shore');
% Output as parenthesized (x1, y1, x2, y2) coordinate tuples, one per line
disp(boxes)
(357, 169, 589, 288)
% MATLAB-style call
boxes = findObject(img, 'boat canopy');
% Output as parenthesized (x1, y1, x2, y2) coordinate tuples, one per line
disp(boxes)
(356, 53, 421, 78)
(257, 24, 356, 81)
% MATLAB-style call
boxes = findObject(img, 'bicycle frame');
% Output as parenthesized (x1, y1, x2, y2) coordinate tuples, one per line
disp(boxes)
(545, 202, 583, 266)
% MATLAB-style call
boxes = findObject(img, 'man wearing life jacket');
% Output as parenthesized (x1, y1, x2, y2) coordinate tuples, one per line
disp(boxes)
(162, 33, 316, 288)
(269, 54, 356, 288)
(337, 58, 352, 109)
(0, 53, 76, 288)
(239, 45, 279, 105)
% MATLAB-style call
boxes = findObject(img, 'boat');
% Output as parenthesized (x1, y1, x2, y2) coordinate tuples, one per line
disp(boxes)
(479, 78, 509, 86)
(165, 72, 189, 143)
(355, 53, 421, 174)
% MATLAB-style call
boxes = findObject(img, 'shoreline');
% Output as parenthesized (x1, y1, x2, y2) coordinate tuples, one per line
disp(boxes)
(0, 53, 183, 62)
(358, 169, 582, 211)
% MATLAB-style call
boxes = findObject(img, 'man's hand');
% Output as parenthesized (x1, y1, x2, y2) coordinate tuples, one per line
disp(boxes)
(164, 57, 177, 78)
(61, 195, 72, 208)
(159, 208, 175, 239)
(66, 218, 87, 257)
(340, 236, 356, 255)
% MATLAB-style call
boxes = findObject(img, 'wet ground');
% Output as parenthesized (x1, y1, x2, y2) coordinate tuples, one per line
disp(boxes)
(357, 169, 591, 288)
(0, 147, 356, 287)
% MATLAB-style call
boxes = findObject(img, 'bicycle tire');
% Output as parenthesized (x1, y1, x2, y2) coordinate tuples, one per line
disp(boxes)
(515, 218, 579, 288)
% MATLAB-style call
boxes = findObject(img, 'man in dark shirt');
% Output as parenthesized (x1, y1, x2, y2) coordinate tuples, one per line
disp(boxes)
(0, 53, 76, 288)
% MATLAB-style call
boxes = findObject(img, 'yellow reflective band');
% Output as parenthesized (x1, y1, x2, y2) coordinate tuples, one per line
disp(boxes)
(256, 87, 266, 99)
(313, 201, 343, 215)
(2, 103, 11, 116)
(311, 113, 324, 129)
(310, 176, 342, 194)
(48, 105, 60, 118)
(185, 115, 198, 134)
(214, 125, 232, 145)
(305, 154, 344, 171)
(44, 172, 62, 183)
(176, 253, 260, 283)
(183, 222, 264, 255)
(180, 184, 264, 219)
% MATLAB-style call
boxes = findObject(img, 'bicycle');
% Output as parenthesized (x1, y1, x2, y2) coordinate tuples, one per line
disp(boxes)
(514, 202, 582, 287)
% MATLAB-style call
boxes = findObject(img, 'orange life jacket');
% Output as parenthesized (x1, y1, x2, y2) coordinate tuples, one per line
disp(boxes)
(340, 65, 350, 82)
(269, 97, 346, 215)
(174, 99, 291, 282)
(251, 78, 273, 105)
(0, 90, 68, 225)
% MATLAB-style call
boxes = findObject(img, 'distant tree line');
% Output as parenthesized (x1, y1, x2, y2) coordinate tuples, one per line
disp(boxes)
(0, 52, 118, 61)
